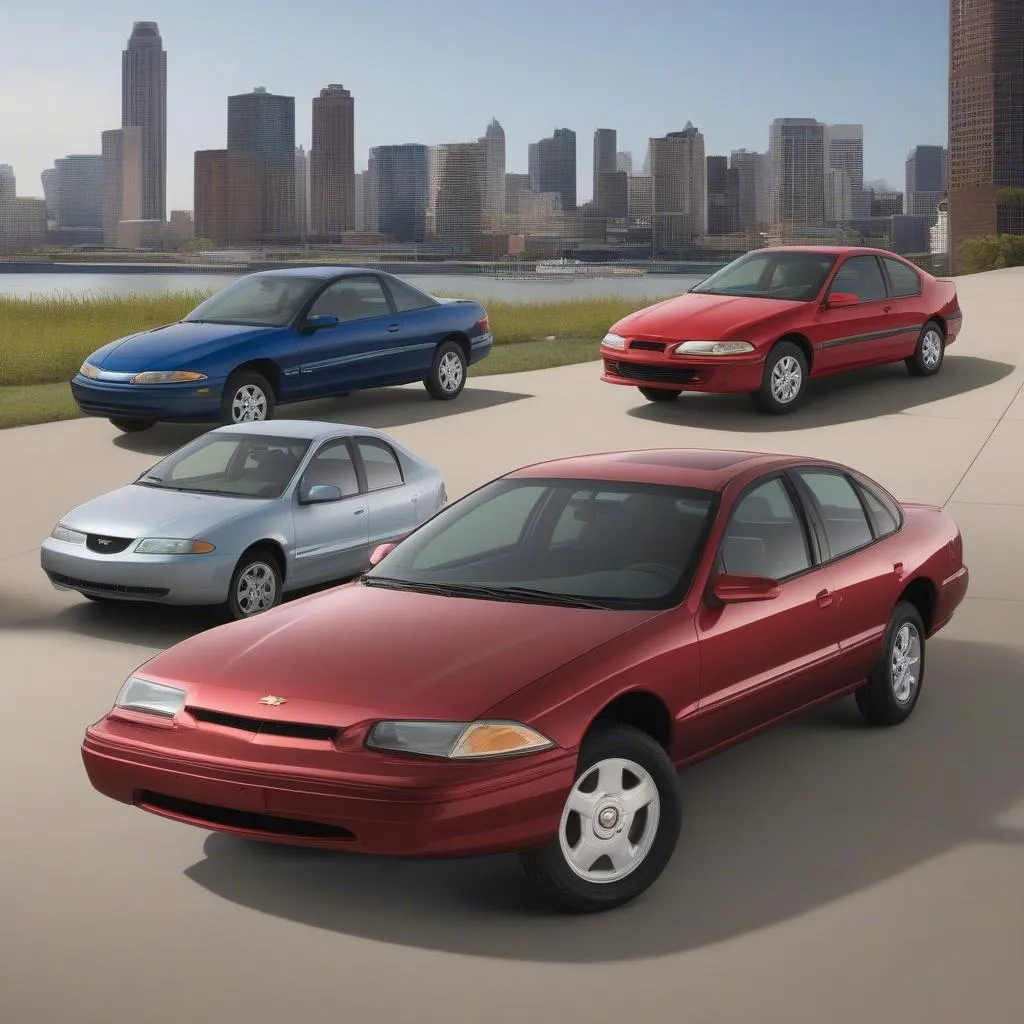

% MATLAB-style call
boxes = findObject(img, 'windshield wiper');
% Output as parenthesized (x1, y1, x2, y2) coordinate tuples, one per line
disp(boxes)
(361, 577, 612, 609)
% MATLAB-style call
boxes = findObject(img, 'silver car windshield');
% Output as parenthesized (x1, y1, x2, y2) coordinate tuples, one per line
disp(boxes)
(136, 433, 312, 498)
(690, 251, 837, 302)
(363, 477, 719, 611)
(183, 275, 323, 327)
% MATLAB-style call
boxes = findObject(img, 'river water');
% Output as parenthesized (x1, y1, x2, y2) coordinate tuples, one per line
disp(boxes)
(0, 271, 705, 304)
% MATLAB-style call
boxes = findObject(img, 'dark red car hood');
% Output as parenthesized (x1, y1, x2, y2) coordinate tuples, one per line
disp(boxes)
(614, 292, 804, 341)
(140, 584, 655, 727)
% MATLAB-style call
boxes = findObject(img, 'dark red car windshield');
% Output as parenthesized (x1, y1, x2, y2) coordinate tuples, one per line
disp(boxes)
(691, 251, 838, 302)
(364, 477, 719, 610)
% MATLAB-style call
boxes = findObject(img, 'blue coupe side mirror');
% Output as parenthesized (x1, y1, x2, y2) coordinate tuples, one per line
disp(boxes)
(302, 314, 340, 333)
(300, 483, 343, 504)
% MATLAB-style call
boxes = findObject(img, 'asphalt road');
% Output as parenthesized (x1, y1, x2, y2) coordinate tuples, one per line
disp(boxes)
(2, 267, 1023, 1024)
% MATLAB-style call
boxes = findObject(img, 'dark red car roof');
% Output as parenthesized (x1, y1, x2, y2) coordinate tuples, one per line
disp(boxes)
(505, 448, 819, 490)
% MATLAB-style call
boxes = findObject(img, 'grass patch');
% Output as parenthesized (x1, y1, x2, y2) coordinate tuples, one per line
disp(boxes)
(0, 339, 604, 430)
(0, 289, 658, 387)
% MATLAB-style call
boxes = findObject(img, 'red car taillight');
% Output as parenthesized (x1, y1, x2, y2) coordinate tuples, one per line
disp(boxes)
(477, 315, 489, 334)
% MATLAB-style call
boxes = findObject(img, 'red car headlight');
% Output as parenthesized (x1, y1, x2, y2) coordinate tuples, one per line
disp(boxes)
(673, 341, 755, 355)
(366, 720, 554, 759)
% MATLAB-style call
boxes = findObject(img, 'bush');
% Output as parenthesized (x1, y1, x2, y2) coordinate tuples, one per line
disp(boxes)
(957, 234, 1024, 274)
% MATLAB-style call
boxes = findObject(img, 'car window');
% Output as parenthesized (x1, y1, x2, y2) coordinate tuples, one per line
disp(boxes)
(308, 277, 391, 323)
(796, 470, 874, 557)
(720, 477, 811, 580)
(168, 438, 237, 480)
(301, 440, 360, 496)
(550, 491, 629, 545)
(882, 257, 921, 297)
(828, 255, 888, 302)
(388, 278, 437, 313)
(182, 275, 322, 327)
(690, 251, 837, 302)
(356, 438, 404, 491)
(857, 481, 900, 537)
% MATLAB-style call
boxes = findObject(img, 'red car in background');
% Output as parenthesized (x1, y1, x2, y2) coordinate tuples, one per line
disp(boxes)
(600, 246, 963, 414)
(81, 449, 968, 913)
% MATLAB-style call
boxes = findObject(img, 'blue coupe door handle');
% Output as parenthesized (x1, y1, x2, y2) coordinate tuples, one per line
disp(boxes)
(388, 323, 400, 333)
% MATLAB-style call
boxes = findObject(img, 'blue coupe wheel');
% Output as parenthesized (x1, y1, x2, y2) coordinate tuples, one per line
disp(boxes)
(221, 371, 276, 425)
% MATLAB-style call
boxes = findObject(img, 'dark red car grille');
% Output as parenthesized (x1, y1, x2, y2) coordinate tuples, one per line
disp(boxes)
(606, 360, 700, 385)
(187, 706, 340, 743)
(628, 340, 668, 352)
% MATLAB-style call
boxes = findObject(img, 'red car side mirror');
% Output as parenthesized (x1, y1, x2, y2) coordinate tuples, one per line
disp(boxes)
(824, 291, 860, 309)
(369, 542, 397, 566)
(711, 572, 781, 604)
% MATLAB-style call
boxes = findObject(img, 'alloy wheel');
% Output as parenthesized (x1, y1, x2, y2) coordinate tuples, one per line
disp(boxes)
(920, 329, 943, 369)
(232, 384, 268, 422)
(770, 355, 803, 404)
(891, 622, 922, 704)
(235, 561, 277, 616)
(437, 351, 464, 393)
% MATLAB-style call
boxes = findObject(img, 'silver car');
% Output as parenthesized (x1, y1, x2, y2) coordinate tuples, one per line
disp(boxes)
(40, 420, 446, 619)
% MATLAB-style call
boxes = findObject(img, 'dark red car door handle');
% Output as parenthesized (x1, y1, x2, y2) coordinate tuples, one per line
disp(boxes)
(883, 305, 892, 313)
(893, 561, 904, 575)
(816, 589, 834, 607)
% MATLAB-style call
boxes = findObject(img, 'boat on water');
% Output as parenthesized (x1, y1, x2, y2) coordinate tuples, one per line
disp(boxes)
(534, 258, 594, 277)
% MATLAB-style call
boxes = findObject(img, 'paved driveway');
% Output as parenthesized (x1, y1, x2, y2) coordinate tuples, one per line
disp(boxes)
(2, 267, 1022, 1024)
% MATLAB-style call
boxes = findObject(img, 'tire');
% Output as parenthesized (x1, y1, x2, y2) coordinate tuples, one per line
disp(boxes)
(423, 340, 467, 401)
(518, 721, 683, 913)
(751, 340, 808, 414)
(109, 417, 155, 433)
(854, 601, 926, 726)
(638, 387, 681, 403)
(221, 371, 276, 425)
(905, 320, 945, 377)
(221, 548, 283, 621)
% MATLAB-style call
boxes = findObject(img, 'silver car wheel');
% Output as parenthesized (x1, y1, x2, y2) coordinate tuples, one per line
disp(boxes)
(235, 561, 277, 616)
(920, 329, 943, 369)
(770, 355, 803, 404)
(891, 622, 922, 704)
(558, 757, 661, 884)
(232, 384, 268, 422)
(437, 351, 464, 393)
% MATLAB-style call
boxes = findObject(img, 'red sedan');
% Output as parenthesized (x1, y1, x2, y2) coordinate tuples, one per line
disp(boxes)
(600, 246, 963, 413)
(82, 449, 969, 912)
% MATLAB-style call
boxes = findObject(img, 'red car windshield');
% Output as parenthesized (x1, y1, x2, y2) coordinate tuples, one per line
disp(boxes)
(690, 251, 838, 302)
(363, 477, 719, 610)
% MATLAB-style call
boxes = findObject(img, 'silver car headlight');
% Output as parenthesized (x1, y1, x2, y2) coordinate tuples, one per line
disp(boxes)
(601, 332, 627, 350)
(129, 370, 208, 385)
(366, 720, 554, 759)
(114, 676, 187, 717)
(134, 538, 216, 555)
(673, 340, 755, 355)
(51, 522, 87, 544)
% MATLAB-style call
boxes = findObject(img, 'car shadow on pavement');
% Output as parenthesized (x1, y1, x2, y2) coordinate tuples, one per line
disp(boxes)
(112, 385, 533, 456)
(626, 355, 1015, 431)
(183, 636, 1024, 963)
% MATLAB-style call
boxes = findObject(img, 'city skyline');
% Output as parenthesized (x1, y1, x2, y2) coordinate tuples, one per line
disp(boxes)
(2, 0, 949, 211)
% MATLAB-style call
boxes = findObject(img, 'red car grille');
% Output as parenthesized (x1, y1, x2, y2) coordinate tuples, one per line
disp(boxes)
(187, 706, 341, 743)
(605, 360, 700, 385)
(628, 340, 668, 352)
(137, 791, 357, 840)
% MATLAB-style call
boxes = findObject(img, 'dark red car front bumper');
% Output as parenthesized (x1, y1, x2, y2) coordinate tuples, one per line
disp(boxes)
(82, 719, 578, 857)
(600, 350, 765, 394)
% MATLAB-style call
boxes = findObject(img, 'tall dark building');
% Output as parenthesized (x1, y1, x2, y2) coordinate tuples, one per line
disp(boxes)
(529, 128, 576, 211)
(593, 129, 616, 201)
(368, 144, 429, 242)
(905, 145, 948, 216)
(948, 0, 1024, 266)
(121, 21, 166, 222)
(310, 84, 355, 237)
(227, 87, 296, 240)
(706, 155, 739, 235)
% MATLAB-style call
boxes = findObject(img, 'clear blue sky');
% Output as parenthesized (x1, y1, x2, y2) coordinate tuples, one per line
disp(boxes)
(4, 0, 949, 211)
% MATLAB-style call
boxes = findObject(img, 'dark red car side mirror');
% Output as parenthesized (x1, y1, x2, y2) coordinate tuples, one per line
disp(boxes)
(369, 542, 397, 566)
(824, 291, 860, 309)
(711, 572, 781, 604)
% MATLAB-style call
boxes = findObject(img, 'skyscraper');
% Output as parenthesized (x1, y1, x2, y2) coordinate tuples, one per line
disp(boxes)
(593, 129, 617, 200)
(368, 144, 429, 243)
(101, 126, 143, 245)
(227, 87, 296, 240)
(948, 0, 1024, 263)
(650, 123, 707, 252)
(480, 119, 506, 231)
(824, 124, 866, 217)
(427, 142, 485, 251)
(529, 129, 576, 211)
(294, 145, 310, 240)
(905, 145, 948, 216)
(769, 118, 826, 227)
(54, 154, 104, 229)
(310, 84, 355, 238)
(121, 21, 166, 223)
(0, 165, 14, 203)
(616, 151, 633, 176)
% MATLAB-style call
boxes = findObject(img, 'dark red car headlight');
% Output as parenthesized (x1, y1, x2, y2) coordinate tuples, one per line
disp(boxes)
(365, 720, 554, 759)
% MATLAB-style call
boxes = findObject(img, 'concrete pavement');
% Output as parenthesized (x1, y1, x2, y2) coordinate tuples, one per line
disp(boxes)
(1, 266, 1023, 1024)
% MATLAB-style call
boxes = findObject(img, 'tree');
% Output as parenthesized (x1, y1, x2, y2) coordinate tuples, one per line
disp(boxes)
(957, 234, 1024, 274)
(178, 236, 215, 253)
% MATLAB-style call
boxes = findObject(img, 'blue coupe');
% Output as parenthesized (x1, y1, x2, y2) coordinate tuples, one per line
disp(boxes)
(71, 267, 494, 433)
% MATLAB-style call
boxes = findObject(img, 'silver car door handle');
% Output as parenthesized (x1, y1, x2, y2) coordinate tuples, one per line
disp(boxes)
(353, 508, 366, 515)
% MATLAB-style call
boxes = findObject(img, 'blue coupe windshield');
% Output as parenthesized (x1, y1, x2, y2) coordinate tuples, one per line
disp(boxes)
(183, 274, 323, 327)
(690, 251, 837, 302)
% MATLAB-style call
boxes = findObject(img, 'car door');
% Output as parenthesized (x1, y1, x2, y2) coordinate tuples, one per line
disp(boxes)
(351, 435, 420, 547)
(789, 466, 907, 685)
(294, 275, 399, 397)
(694, 474, 843, 747)
(379, 276, 448, 384)
(879, 256, 930, 359)
(289, 438, 370, 587)
(811, 254, 897, 374)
